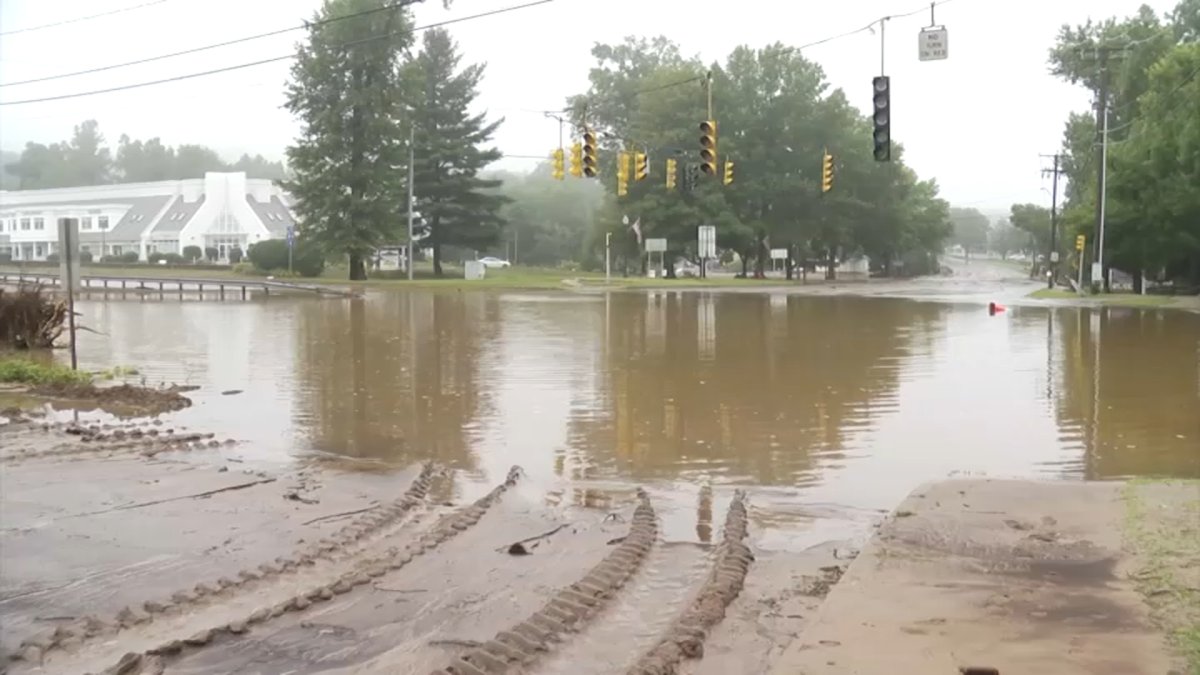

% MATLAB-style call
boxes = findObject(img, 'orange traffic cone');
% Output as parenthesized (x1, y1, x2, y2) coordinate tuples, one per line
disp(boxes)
(988, 302, 1006, 315)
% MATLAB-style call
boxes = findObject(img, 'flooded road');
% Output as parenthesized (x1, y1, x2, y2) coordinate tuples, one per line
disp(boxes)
(69, 289, 1199, 507)
(6, 285, 1199, 673)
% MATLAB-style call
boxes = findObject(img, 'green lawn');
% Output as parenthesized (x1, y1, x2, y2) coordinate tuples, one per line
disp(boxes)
(1028, 288, 1177, 307)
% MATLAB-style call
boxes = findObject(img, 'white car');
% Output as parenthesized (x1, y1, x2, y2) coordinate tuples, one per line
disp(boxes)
(478, 256, 511, 269)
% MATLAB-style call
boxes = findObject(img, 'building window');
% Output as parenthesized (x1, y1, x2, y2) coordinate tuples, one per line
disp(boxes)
(99, 216, 109, 230)
(34, 218, 44, 230)
(35, 244, 44, 258)
(82, 217, 93, 230)
(111, 245, 123, 255)
(20, 218, 30, 231)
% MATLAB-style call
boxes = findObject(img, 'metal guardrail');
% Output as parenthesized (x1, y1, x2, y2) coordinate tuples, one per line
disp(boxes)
(0, 271, 356, 299)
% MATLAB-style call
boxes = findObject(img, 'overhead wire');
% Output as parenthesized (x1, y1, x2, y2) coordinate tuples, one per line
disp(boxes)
(0, 0, 555, 106)
(0, 0, 174, 37)
(1, 0, 425, 88)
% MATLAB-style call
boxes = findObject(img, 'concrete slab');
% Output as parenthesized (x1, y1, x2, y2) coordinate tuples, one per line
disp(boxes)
(768, 479, 1175, 675)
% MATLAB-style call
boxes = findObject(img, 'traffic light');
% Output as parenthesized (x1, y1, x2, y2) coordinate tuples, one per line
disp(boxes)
(551, 148, 564, 180)
(1075, 234, 1085, 252)
(699, 120, 718, 175)
(683, 163, 701, 192)
(634, 152, 648, 181)
(582, 130, 599, 177)
(872, 76, 891, 162)
(616, 151, 630, 197)
(821, 151, 834, 193)
(665, 158, 677, 190)
(569, 142, 583, 178)
(723, 160, 734, 186)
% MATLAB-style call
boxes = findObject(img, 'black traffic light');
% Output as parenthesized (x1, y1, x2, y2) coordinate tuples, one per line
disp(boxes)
(582, 130, 599, 177)
(699, 120, 717, 175)
(872, 76, 890, 162)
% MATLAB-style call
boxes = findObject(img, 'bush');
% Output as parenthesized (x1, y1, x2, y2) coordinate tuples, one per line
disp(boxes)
(148, 252, 186, 264)
(0, 253, 12, 264)
(232, 262, 256, 276)
(182, 245, 202, 262)
(228, 247, 244, 264)
(205, 247, 219, 262)
(248, 239, 289, 272)
(0, 358, 91, 386)
(293, 242, 325, 277)
(120, 251, 140, 263)
(45, 253, 60, 264)
(80, 251, 94, 263)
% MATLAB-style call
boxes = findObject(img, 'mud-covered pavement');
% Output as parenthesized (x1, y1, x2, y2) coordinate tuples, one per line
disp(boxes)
(0, 413, 861, 675)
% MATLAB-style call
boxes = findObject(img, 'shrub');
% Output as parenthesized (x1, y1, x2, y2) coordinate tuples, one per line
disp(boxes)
(149, 252, 186, 264)
(80, 251, 94, 263)
(0, 358, 92, 386)
(232, 262, 256, 276)
(293, 242, 325, 277)
(0, 253, 12, 264)
(204, 247, 219, 262)
(248, 239, 289, 272)
(117, 251, 140, 263)
(228, 247, 244, 264)
(45, 253, 60, 264)
(182, 245, 202, 262)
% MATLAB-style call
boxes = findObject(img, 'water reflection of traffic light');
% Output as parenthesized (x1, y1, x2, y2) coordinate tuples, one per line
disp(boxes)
(567, 293, 947, 485)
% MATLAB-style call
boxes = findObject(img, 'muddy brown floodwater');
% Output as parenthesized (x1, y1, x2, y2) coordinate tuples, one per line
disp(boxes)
(2, 274, 1198, 673)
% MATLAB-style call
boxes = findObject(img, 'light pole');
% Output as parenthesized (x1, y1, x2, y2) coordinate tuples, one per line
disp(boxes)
(605, 232, 612, 283)
(407, 124, 415, 281)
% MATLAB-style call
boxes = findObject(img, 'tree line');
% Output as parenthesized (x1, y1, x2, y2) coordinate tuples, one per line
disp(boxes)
(1038, 0, 1199, 289)
(2, 120, 287, 189)
(554, 37, 952, 278)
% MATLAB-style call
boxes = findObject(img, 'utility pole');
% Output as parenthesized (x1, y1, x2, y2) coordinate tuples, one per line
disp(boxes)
(1092, 46, 1116, 292)
(407, 124, 415, 281)
(1041, 153, 1064, 288)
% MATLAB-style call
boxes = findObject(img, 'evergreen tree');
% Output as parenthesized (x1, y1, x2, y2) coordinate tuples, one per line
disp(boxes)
(406, 28, 508, 276)
(282, 0, 414, 280)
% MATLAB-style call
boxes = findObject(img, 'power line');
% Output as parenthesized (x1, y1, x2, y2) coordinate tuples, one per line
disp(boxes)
(0, 0, 554, 106)
(0, 0, 174, 37)
(796, 0, 957, 52)
(2, 0, 425, 88)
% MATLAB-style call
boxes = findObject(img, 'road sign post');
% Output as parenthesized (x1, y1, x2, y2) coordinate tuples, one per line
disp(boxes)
(698, 225, 716, 280)
(57, 217, 81, 370)
(646, 238, 667, 278)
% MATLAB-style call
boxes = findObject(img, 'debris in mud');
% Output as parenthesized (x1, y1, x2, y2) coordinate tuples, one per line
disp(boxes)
(797, 565, 846, 598)
(220, 390, 243, 396)
(31, 381, 195, 415)
(507, 542, 531, 555)
(497, 523, 571, 554)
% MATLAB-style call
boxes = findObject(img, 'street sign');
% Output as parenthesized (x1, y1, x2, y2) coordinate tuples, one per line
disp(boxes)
(1050, 251, 1060, 263)
(918, 27, 949, 61)
(645, 238, 667, 253)
(286, 225, 295, 248)
(769, 248, 788, 260)
(697, 225, 716, 259)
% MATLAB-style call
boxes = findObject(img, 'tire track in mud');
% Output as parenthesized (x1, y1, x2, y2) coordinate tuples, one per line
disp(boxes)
(6, 462, 443, 670)
(430, 488, 659, 675)
(0, 422, 226, 464)
(58, 466, 522, 675)
(626, 490, 752, 675)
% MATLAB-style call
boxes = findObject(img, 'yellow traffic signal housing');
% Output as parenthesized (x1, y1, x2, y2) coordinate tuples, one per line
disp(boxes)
(634, 152, 648, 181)
(723, 160, 734, 186)
(551, 148, 565, 180)
(665, 158, 677, 190)
(616, 151, 630, 197)
(699, 120, 717, 175)
(569, 142, 583, 178)
(582, 130, 599, 178)
(821, 152, 834, 193)
(1075, 234, 1086, 251)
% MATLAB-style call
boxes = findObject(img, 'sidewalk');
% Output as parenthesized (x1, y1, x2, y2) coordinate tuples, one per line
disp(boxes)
(768, 479, 1188, 675)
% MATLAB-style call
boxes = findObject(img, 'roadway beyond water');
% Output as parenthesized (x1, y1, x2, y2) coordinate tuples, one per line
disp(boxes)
(2, 261, 1198, 673)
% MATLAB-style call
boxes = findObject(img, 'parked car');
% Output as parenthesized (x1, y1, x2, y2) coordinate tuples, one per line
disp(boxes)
(478, 256, 511, 269)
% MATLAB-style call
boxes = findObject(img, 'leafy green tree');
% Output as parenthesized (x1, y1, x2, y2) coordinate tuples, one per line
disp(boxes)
(1009, 204, 1052, 254)
(493, 165, 604, 266)
(1105, 42, 1200, 286)
(282, 0, 414, 280)
(64, 120, 112, 186)
(231, 154, 287, 181)
(405, 28, 508, 276)
(116, 135, 176, 182)
(4, 142, 70, 189)
(948, 207, 990, 257)
(988, 220, 1029, 259)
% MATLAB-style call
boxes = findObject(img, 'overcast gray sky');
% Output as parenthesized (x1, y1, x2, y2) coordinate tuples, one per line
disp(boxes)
(0, 0, 1177, 215)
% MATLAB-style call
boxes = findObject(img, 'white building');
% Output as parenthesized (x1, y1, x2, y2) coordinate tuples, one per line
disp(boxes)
(0, 172, 294, 262)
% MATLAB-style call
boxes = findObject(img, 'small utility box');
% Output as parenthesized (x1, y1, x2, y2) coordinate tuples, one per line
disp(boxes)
(464, 260, 486, 281)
